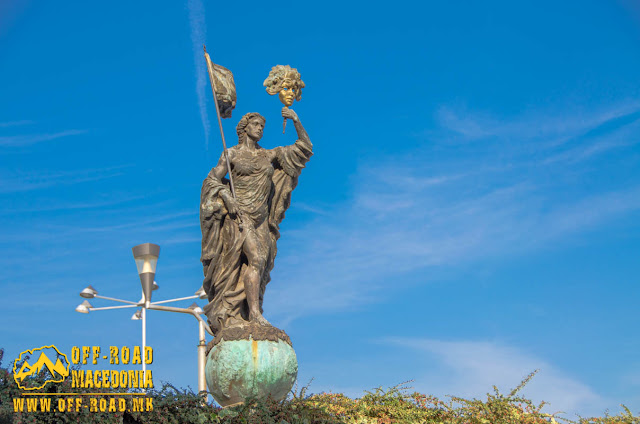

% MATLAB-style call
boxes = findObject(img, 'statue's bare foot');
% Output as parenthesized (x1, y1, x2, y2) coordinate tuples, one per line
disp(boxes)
(250, 313, 271, 327)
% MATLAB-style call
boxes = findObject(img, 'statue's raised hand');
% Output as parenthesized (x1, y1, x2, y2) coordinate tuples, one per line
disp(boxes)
(282, 107, 299, 123)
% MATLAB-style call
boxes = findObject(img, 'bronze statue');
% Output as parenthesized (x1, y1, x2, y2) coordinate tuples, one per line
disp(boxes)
(200, 53, 306, 406)
(199, 107, 311, 334)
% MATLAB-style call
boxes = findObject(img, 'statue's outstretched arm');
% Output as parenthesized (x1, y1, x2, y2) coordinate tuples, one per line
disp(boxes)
(282, 108, 311, 147)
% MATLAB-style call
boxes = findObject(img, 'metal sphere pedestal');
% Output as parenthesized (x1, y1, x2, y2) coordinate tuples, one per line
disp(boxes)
(205, 323, 297, 407)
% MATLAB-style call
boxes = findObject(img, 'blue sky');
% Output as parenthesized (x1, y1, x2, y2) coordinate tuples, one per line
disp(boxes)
(1, 0, 640, 419)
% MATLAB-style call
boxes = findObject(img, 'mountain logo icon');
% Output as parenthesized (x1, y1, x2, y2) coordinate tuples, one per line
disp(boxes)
(13, 345, 70, 390)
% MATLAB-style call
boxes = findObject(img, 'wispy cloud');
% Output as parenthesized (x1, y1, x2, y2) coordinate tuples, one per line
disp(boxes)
(68, 211, 197, 233)
(291, 202, 333, 216)
(436, 102, 640, 145)
(268, 177, 640, 322)
(0, 120, 33, 128)
(384, 338, 608, 418)
(0, 129, 87, 147)
(0, 165, 130, 193)
(187, 0, 209, 149)
(0, 194, 146, 214)
(266, 101, 640, 322)
(0, 202, 200, 284)
(162, 235, 201, 245)
(542, 119, 640, 164)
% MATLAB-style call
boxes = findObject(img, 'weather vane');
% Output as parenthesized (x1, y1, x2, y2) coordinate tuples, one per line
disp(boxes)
(263, 65, 305, 133)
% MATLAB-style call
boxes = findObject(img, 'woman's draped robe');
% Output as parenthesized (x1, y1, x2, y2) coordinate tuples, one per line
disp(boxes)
(200, 138, 312, 334)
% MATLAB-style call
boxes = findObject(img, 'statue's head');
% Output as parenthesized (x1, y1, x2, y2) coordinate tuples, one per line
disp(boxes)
(263, 65, 305, 107)
(236, 113, 266, 144)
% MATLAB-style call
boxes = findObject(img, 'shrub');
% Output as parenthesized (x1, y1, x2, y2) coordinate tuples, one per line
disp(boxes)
(1, 348, 639, 423)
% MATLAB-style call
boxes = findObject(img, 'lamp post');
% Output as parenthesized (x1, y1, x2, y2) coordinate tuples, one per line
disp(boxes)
(75, 243, 213, 396)
(132, 243, 160, 378)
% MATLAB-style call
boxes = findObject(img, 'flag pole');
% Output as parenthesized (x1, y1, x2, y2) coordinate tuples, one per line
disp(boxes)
(203, 45, 237, 200)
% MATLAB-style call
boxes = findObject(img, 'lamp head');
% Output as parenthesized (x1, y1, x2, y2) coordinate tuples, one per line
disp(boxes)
(79, 285, 98, 299)
(132, 243, 160, 302)
(188, 302, 204, 315)
(75, 300, 92, 314)
(132, 243, 160, 274)
(194, 286, 207, 299)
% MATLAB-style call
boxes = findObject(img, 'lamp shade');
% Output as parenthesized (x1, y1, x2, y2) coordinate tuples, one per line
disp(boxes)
(79, 285, 98, 299)
(132, 243, 160, 302)
(188, 302, 204, 315)
(75, 300, 92, 314)
(132, 243, 160, 275)
(131, 309, 142, 320)
(194, 287, 207, 299)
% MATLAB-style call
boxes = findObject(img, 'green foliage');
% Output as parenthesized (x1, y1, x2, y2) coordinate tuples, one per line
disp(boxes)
(0, 347, 133, 424)
(441, 370, 554, 424)
(1, 348, 639, 423)
(563, 403, 640, 424)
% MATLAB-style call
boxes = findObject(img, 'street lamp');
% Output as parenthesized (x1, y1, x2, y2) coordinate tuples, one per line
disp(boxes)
(131, 243, 160, 379)
(132, 243, 160, 307)
(74, 243, 213, 397)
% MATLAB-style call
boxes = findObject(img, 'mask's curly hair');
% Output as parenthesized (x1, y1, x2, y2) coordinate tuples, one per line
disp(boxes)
(236, 113, 266, 144)
(263, 65, 305, 102)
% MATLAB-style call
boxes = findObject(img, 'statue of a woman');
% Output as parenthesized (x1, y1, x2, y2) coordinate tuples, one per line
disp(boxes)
(199, 108, 312, 334)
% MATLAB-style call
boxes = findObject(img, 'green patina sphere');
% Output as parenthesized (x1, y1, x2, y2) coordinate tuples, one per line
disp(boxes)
(206, 338, 298, 407)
